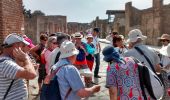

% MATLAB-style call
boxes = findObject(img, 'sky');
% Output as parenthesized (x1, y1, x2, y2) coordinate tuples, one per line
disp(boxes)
(23, 0, 170, 23)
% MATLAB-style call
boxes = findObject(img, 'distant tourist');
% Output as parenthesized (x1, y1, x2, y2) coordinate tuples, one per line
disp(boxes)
(92, 28, 101, 78)
(30, 34, 48, 94)
(157, 34, 170, 67)
(112, 35, 128, 56)
(106, 31, 119, 45)
(85, 34, 96, 86)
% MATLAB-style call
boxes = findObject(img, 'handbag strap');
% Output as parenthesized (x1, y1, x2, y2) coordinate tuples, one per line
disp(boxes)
(134, 47, 156, 73)
(50, 64, 68, 79)
(3, 80, 15, 100)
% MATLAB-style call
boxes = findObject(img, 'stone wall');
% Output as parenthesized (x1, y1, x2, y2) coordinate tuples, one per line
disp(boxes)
(125, 2, 142, 34)
(25, 15, 67, 43)
(0, 0, 24, 43)
(67, 22, 90, 35)
(91, 17, 108, 38)
(125, 0, 166, 45)
(162, 5, 170, 34)
(113, 13, 125, 35)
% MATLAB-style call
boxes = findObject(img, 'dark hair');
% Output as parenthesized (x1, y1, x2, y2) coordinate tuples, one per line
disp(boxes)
(93, 27, 100, 33)
(40, 34, 48, 41)
(49, 33, 57, 37)
(113, 35, 123, 47)
(112, 32, 118, 35)
(57, 33, 70, 46)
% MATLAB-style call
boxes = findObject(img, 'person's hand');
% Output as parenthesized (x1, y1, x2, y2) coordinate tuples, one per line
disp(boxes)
(44, 75, 51, 84)
(92, 85, 101, 93)
(13, 47, 29, 62)
(79, 45, 85, 50)
(33, 63, 39, 70)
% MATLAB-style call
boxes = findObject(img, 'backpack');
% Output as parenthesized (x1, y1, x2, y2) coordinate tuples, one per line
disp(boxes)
(134, 47, 165, 85)
(133, 58, 164, 100)
(40, 64, 71, 100)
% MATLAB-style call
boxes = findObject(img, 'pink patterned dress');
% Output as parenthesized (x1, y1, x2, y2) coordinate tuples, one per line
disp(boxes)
(106, 57, 145, 100)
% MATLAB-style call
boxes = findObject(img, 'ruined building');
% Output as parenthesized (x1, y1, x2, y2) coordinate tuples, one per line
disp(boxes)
(107, 0, 170, 45)
(0, 0, 24, 43)
(91, 16, 108, 38)
(24, 12, 67, 43)
(67, 22, 91, 35)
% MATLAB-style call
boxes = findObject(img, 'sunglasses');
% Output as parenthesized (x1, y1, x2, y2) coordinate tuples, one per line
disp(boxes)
(52, 42, 57, 44)
(161, 40, 169, 42)
(43, 39, 47, 41)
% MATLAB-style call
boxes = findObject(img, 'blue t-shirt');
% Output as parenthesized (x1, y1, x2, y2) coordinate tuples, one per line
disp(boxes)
(52, 59, 85, 100)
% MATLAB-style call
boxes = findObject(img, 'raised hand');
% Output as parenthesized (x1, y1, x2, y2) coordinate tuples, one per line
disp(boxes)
(13, 47, 29, 62)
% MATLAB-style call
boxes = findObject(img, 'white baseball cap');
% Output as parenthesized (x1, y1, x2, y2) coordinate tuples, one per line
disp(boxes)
(59, 40, 79, 58)
(3, 33, 30, 47)
(127, 29, 147, 43)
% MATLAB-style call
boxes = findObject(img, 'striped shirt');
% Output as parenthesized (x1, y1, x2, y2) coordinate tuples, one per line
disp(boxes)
(0, 56, 27, 100)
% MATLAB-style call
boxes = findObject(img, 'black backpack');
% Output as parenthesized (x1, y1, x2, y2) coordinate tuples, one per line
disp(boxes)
(133, 58, 164, 100)
(40, 64, 71, 100)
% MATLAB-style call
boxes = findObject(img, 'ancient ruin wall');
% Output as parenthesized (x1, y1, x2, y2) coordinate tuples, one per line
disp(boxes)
(162, 6, 170, 35)
(0, 0, 24, 43)
(125, 2, 141, 34)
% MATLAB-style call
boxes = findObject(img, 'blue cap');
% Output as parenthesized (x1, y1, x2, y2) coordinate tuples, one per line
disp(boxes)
(102, 46, 124, 63)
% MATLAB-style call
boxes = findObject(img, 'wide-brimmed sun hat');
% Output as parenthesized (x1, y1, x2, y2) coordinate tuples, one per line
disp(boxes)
(59, 40, 79, 58)
(102, 46, 124, 63)
(2, 33, 30, 47)
(74, 32, 83, 38)
(127, 29, 147, 43)
(157, 34, 170, 41)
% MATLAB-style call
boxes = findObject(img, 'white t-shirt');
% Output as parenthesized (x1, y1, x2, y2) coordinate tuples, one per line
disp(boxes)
(47, 47, 60, 74)
(93, 36, 100, 54)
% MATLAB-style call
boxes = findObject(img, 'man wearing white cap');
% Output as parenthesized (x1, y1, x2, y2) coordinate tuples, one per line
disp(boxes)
(124, 29, 161, 73)
(0, 33, 36, 100)
(51, 40, 100, 100)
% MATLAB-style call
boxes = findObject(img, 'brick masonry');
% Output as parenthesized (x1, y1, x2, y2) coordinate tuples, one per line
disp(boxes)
(0, 0, 24, 43)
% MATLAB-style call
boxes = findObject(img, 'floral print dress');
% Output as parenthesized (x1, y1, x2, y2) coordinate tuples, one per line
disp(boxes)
(106, 57, 145, 100)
